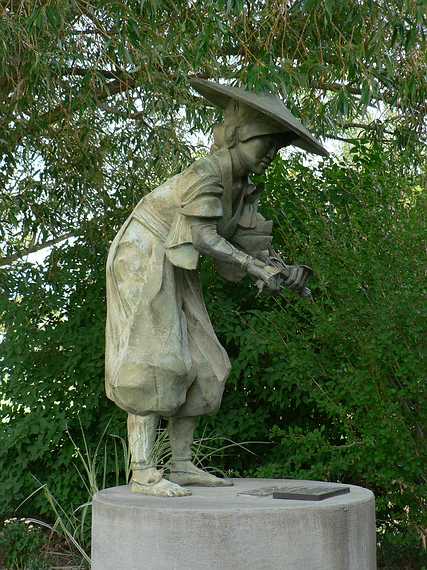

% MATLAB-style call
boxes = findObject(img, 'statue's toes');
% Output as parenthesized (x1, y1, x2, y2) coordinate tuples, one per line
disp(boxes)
(131, 478, 192, 497)
(167, 484, 192, 497)
(215, 477, 233, 487)
(204, 474, 233, 487)
(168, 470, 233, 487)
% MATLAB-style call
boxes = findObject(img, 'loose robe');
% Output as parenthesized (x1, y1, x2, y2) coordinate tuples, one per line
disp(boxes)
(105, 149, 273, 417)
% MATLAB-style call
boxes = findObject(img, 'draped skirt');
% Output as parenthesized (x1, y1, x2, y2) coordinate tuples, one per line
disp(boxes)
(105, 210, 231, 417)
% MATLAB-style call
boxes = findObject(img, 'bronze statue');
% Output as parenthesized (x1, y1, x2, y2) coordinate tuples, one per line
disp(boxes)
(105, 79, 328, 496)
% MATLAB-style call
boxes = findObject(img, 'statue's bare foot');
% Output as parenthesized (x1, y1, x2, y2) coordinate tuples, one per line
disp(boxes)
(131, 478, 192, 496)
(168, 462, 233, 487)
(130, 467, 191, 497)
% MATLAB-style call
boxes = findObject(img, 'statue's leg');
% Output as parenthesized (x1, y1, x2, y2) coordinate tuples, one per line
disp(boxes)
(128, 413, 191, 496)
(168, 416, 233, 487)
(128, 413, 161, 485)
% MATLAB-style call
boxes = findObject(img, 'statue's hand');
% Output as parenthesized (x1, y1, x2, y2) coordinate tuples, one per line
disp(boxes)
(247, 260, 282, 292)
(281, 264, 314, 301)
(283, 264, 309, 292)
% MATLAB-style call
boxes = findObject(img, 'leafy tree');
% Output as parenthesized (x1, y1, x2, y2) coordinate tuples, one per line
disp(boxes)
(0, 0, 425, 267)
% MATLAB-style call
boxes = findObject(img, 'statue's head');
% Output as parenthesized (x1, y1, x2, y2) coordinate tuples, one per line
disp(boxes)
(212, 100, 297, 174)
(190, 78, 329, 163)
(231, 133, 283, 175)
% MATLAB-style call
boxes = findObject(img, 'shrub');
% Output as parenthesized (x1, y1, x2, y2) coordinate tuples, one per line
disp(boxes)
(204, 143, 426, 558)
(0, 518, 48, 570)
(0, 141, 425, 564)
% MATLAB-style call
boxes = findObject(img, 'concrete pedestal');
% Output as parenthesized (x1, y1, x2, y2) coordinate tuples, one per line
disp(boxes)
(91, 478, 376, 570)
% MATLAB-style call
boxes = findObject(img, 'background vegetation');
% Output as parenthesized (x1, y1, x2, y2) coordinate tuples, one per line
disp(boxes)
(0, 0, 426, 567)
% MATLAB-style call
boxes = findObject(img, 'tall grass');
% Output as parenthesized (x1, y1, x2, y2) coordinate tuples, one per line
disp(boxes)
(16, 418, 264, 566)
(16, 418, 130, 566)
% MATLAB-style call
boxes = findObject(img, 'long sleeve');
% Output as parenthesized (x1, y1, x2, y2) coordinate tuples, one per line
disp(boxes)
(212, 183, 274, 282)
(191, 220, 253, 272)
(163, 159, 225, 270)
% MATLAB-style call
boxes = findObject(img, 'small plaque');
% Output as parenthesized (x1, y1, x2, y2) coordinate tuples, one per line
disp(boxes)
(273, 485, 350, 501)
(239, 484, 350, 501)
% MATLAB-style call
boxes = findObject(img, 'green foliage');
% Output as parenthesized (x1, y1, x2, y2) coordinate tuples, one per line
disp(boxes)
(378, 528, 427, 569)
(0, 518, 49, 570)
(0, 0, 426, 273)
(0, 139, 425, 565)
(0, 219, 128, 518)
(202, 143, 426, 559)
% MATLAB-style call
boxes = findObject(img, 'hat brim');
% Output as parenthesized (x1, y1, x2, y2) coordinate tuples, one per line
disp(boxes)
(190, 78, 329, 157)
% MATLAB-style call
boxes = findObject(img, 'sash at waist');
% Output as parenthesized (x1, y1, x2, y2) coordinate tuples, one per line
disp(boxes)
(133, 200, 200, 271)
(132, 201, 169, 242)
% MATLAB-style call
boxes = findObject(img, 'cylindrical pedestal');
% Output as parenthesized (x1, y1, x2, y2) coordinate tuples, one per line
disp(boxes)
(92, 478, 376, 570)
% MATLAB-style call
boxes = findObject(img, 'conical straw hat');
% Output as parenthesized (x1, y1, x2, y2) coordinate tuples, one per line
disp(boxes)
(190, 78, 329, 157)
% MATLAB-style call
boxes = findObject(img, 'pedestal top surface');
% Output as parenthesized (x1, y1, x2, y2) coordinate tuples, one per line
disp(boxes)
(94, 478, 373, 512)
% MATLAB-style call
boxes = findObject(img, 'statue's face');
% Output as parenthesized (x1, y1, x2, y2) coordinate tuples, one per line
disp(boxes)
(237, 135, 278, 175)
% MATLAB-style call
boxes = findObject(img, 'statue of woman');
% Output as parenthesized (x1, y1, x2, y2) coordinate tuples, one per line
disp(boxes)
(105, 79, 328, 496)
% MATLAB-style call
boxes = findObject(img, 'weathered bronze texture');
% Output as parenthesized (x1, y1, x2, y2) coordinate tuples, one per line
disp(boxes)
(105, 80, 325, 496)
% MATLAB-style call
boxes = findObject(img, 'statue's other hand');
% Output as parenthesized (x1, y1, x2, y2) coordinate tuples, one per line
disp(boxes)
(283, 264, 311, 292)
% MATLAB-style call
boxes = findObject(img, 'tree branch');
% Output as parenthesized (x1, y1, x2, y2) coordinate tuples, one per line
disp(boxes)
(62, 66, 121, 80)
(324, 132, 393, 144)
(342, 122, 393, 135)
(38, 75, 138, 127)
(0, 233, 73, 268)
(310, 81, 362, 96)
(3, 72, 140, 152)
(102, 106, 154, 130)
(323, 134, 360, 143)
